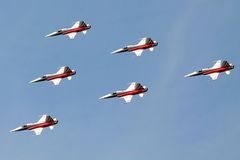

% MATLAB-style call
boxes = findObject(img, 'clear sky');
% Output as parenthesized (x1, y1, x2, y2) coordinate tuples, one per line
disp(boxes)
(1, 0, 240, 160)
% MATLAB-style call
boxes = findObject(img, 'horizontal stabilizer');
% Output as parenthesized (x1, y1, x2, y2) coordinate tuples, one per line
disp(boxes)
(67, 76, 72, 80)
(83, 30, 87, 34)
(225, 71, 230, 75)
(149, 47, 154, 51)
(49, 126, 54, 130)
(139, 93, 144, 97)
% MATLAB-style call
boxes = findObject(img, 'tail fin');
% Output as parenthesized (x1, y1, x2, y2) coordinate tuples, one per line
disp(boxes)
(72, 21, 87, 28)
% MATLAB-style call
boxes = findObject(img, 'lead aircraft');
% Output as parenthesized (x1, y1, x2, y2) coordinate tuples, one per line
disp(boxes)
(111, 38, 158, 56)
(10, 115, 58, 136)
(45, 21, 91, 39)
(29, 66, 76, 85)
(99, 82, 148, 103)
(184, 60, 234, 80)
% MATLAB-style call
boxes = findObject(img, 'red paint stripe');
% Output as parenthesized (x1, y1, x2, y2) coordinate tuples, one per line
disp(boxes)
(47, 73, 72, 81)
(117, 89, 145, 97)
(128, 44, 154, 52)
(62, 27, 87, 35)
(28, 122, 54, 130)
(203, 67, 230, 75)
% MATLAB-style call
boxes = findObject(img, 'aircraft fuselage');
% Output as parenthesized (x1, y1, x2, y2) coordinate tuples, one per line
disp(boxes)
(30, 71, 76, 83)
(187, 66, 234, 77)
(101, 88, 148, 99)
(11, 120, 58, 132)
(47, 26, 91, 37)
(128, 43, 158, 52)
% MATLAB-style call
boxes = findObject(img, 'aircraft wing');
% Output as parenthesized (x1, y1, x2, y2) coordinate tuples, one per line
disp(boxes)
(37, 115, 47, 123)
(56, 67, 66, 74)
(126, 82, 138, 91)
(33, 128, 43, 136)
(51, 78, 62, 85)
(212, 60, 222, 69)
(133, 49, 144, 56)
(72, 21, 80, 28)
(67, 32, 77, 39)
(208, 73, 219, 80)
(56, 66, 71, 74)
(122, 95, 133, 103)
(137, 38, 149, 45)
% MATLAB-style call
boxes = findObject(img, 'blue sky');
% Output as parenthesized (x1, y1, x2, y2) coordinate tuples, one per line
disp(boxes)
(1, 0, 240, 160)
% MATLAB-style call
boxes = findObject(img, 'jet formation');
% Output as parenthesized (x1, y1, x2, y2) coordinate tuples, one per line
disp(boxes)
(185, 60, 234, 80)
(9, 19, 235, 138)
(29, 66, 76, 85)
(46, 21, 91, 39)
(99, 82, 148, 103)
(10, 115, 58, 136)
(112, 37, 158, 56)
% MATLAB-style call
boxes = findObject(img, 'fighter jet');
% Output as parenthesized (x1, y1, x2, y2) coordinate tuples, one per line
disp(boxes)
(184, 60, 234, 80)
(111, 37, 158, 56)
(29, 66, 76, 85)
(99, 82, 148, 103)
(45, 21, 91, 39)
(10, 115, 58, 136)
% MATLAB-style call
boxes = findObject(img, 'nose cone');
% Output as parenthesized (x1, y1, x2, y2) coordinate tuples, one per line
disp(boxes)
(99, 94, 109, 99)
(111, 48, 127, 54)
(184, 71, 197, 77)
(45, 32, 58, 37)
(99, 93, 115, 99)
(29, 77, 45, 83)
(10, 126, 23, 132)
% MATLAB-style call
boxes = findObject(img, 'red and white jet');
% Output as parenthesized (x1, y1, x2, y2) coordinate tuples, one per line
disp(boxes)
(99, 82, 148, 103)
(10, 115, 58, 136)
(184, 60, 234, 80)
(29, 66, 76, 85)
(46, 21, 91, 39)
(111, 37, 158, 56)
